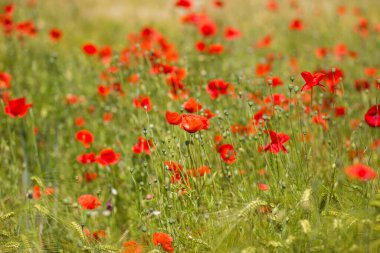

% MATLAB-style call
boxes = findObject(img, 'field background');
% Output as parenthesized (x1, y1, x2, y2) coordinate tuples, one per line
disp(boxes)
(0, 0, 379, 252)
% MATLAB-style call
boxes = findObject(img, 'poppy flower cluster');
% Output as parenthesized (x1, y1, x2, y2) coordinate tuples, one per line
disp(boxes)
(166, 111, 210, 133)
(206, 79, 231, 99)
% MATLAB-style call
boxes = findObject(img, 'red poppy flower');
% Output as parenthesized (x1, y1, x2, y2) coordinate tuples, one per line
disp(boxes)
(99, 45, 112, 65)
(49, 28, 62, 42)
(354, 79, 370, 91)
(300, 71, 325, 91)
(187, 165, 211, 177)
(289, 18, 303, 31)
(364, 67, 377, 77)
(133, 137, 154, 155)
(45, 187, 54, 196)
(364, 105, 380, 127)
(256, 34, 272, 48)
(313, 113, 328, 131)
(78, 194, 101, 210)
(75, 130, 94, 148)
(128, 73, 140, 84)
(0, 72, 11, 89)
(98, 84, 110, 97)
(77, 152, 96, 164)
(183, 97, 203, 113)
(315, 47, 328, 59)
(195, 41, 207, 52)
(92, 230, 107, 241)
(84, 171, 97, 182)
(258, 183, 269, 191)
(323, 68, 344, 93)
(164, 161, 183, 173)
(218, 144, 237, 164)
(335, 106, 346, 117)
(152, 232, 174, 253)
(123, 240, 143, 253)
(199, 21, 217, 37)
(165, 111, 182, 125)
(207, 79, 230, 99)
(181, 114, 209, 133)
(75, 117, 86, 127)
(133, 96, 152, 112)
(33, 185, 41, 199)
(266, 0, 278, 11)
(97, 148, 120, 166)
(266, 76, 283, 87)
(204, 109, 216, 119)
(345, 164, 377, 181)
(256, 63, 271, 77)
(264, 130, 290, 154)
(176, 0, 192, 9)
(82, 43, 98, 55)
(4, 97, 32, 118)
(213, 0, 224, 8)
(208, 43, 224, 54)
(224, 27, 241, 40)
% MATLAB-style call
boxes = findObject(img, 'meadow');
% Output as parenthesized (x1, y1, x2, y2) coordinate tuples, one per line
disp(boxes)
(0, 0, 379, 252)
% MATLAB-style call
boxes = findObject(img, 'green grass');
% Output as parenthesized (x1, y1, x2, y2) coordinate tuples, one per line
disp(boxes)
(0, 0, 379, 252)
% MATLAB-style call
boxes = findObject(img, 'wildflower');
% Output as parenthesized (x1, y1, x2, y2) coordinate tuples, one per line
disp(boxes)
(77, 153, 96, 164)
(266, 76, 283, 87)
(82, 43, 98, 55)
(289, 18, 303, 31)
(208, 43, 224, 54)
(4, 97, 32, 118)
(224, 26, 241, 40)
(207, 79, 230, 99)
(313, 114, 328, 131)
(165, 111, 182, 125)
(364, 105, 380, 127)
(186, 165, 211, 177)
(133, 96, 152, 112)
(183, 97, 203, 113)
(97, 148, 120, 166)
(199, 21, 217, 37)
(256, 63, 271, 77)
(258, 183, 269, 191)
(78, 194, 101, 210)
(300, 71, 325, 91)
(133, 137, 154, 155)
(256, 34, 272, 48)
(264, 130, 290, 154)
(345, 164, 377, 181)
(152, 232, 174, 253)
(123, 240, 143, 253)
(218, 144, 237, 164)
(75, 130, 94, 148)
(195, 41, 207, 52)
(49, 28, 62, 42)
(176, 0, 192, 9)
(181, 114, 209, 133)
(0, 72, 11, 88)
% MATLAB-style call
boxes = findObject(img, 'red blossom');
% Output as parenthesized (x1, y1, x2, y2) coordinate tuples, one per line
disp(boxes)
(345, 164, 377, 181)
(78, 194, 101, 210)
(364, 105, 380, 127)
(263, 130, 290, 154)
(4, 97, 32, 118)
